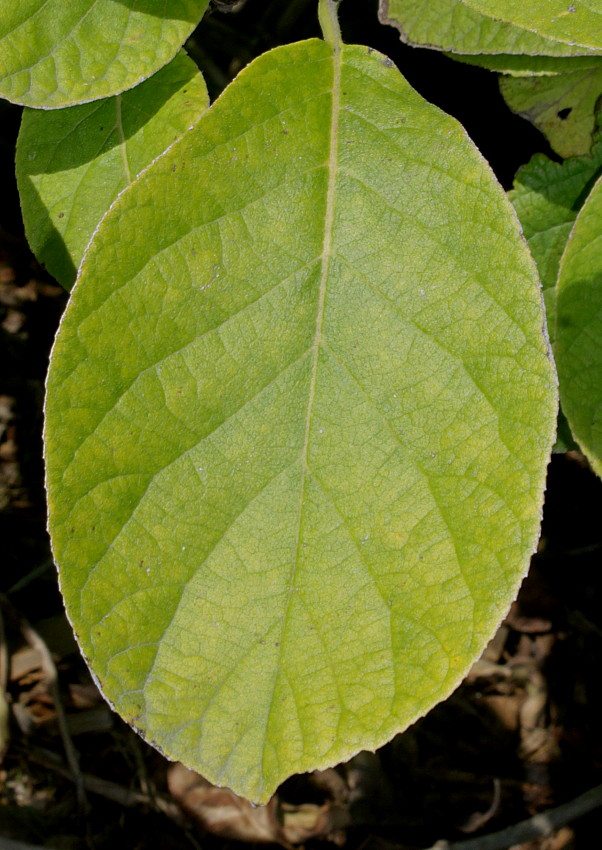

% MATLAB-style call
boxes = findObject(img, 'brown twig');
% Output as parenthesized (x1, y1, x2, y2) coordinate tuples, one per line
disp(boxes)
(426, 782, 602, 850)
(28, 747, 181, 820)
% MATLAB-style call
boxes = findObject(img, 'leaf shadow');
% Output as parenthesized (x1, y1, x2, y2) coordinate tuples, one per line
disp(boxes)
(109, 0, 207, 24)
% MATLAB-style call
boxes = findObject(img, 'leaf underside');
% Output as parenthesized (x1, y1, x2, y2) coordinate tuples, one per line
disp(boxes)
(0, 0, 209, 108)
(45, 39, 557, 803)
(460, 0, 602, 51)
(16, 52, 209, 289)
(556, 173, 602, 476)
(378, 0, 601, 56)
(500, 68, 602, 158)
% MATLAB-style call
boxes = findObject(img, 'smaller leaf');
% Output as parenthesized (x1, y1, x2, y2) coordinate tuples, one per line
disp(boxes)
(378, 0, 601, 57)
(16, 52, 209, 289)
(510, 132, 602, 335)
(556, 173, 602, 476)
(500, 67, 602, 157)
(460, 0, 602, 52)
(0, 0, 210, 108)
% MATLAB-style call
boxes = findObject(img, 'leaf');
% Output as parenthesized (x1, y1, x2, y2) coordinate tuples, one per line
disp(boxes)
(556, 173, 602, 476)
(378, 0, 600, 56)
(449, 54, 602, 76)
(500, 67, 602, 157)
(460, 0, 602, 51)
(15, 52, 209, 289)
(510, 133, 602, 336)
(0, 0, 210, 108)
(45, 36, 557, 803)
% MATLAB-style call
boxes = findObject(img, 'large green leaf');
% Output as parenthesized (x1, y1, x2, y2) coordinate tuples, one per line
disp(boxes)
(16, 52, 209, 289)
(45, 33, 557, 803)
(378, 0, 599, 56)
(0, 0, 210, 108)
(500, 68, 602, 157)
(510, 134, 602, 335)
(460, 0, 602, 51)
(556, 174, 602, 475)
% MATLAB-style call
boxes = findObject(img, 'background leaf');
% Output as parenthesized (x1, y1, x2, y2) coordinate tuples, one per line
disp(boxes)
(16, 52, 209, 289)
(449, 54, 602, 76)
(556, 173, 602, 476)
(500, 67, 602, 157)
(45, 37, 557, 803)
(459, 0, 602, 51)
(0, 0, 210, 108)
(510, 132, 602, 335)
(378, 0, 600, 56)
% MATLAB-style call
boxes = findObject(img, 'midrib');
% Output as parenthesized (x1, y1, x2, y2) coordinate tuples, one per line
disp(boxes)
(258, 41, 342, 794)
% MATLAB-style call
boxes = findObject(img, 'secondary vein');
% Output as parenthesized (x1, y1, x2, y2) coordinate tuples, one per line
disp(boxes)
(115, 94, 132, 184)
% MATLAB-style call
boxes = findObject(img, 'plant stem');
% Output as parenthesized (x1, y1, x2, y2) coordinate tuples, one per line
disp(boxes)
(318, 0, 342, 49)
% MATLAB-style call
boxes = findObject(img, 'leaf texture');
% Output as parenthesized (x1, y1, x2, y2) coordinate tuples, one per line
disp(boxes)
(378, 0, 600, 56)
(556, 173, 602, 475)
(16, 52, 209, 288)
(45, 38, 557, 803)
(0, 0, 209, 108)
(460, 0, 602, 51)
(510, 135, 602, 335)
(500, 68, 602, 158)
(451, 54, 602, 76)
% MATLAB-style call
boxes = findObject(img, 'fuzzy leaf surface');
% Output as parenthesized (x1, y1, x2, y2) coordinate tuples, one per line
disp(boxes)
(510, 136, 602, 335)
(16, 53, 209, 289)
(556, 174, 602, 475)
(451, 54, 602, 76)
(0, 0, 209, 108)
(45, 39, 557, 803)
(379, 0, 599, 56)
(501, 68, 602, 157)
(460, 0, 602, 51)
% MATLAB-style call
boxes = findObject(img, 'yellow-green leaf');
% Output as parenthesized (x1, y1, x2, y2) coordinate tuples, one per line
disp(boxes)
(0, 0, 210, 108)
(45, 35, 557, 804)
(16, 52, 209, 289)
(378, 0, 600, 56)
(460, 0, 602, 51)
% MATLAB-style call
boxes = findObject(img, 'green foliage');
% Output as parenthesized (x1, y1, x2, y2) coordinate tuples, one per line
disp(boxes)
(0, 0, 210, 108)
(556, 174, 602, 474)
(16, 53, 209, 289)
(44, 28, 556, 803)
(7, 0, 602, 807)
(510, 132, 602, 333)
(500, 67, 602, 158)
(460, 0, 602, 51)
(451, 53, 602, 75)
(378, 0, 600, 56)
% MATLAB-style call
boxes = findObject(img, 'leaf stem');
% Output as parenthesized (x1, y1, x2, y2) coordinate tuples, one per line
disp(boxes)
(318, 0, 342, 50)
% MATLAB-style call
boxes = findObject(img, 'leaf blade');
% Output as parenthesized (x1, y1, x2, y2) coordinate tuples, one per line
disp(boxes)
(379, 0, 601, 56)
(556, 173, 602, 475)
(500, 68, 602, 158)
(45, 39, 557, 803)
(0, 0, 210, 108)
(460, 0, 602, 51)
(16, 52, 209, 288)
